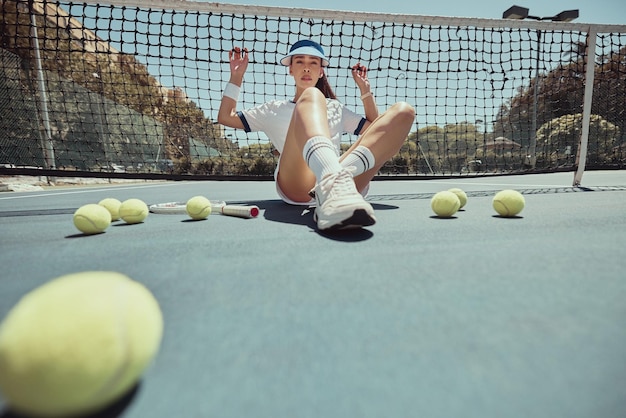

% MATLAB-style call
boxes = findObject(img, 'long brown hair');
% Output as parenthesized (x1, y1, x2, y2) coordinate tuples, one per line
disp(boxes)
(316, 74, 337, 99)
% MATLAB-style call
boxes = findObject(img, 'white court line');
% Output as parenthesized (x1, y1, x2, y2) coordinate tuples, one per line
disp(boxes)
(0, 182, 184, 201)
(405, 179, 571, 188)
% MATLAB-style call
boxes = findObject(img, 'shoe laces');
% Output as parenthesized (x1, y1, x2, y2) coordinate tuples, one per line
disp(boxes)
(318, 167, 357, 196)
(309, 166, 357, 199)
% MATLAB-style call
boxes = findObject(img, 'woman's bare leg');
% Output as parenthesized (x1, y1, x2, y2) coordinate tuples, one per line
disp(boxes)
(277, 87, 333, 203)
(340, 101, 416, 191)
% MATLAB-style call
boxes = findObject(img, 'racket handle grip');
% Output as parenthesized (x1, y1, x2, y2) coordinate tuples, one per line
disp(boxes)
(220, 205, 260, 218)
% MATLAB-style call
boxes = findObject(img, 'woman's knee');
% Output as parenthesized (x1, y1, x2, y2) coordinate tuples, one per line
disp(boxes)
(297, 86, 325, 104)
(390, 101, 416, 124)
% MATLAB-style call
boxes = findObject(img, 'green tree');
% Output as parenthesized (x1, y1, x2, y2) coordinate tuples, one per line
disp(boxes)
(494, 42, 625, 168)
(535, 113, 619, 168)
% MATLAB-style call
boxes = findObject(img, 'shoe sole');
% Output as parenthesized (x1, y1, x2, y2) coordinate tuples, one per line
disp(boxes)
(316, 208, 376, 231)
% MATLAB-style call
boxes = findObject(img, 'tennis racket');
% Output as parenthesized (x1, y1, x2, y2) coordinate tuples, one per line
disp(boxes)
(149, 200, 259, 219)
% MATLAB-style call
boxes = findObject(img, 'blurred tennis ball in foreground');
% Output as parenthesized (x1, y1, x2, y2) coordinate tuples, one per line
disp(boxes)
(492, 189, 525, 217)
(431, 191, 461, 218)
(447, 188, 467, 209)
(119, 198, 149, 224)
(73, 203, 111, 234)
(0, 271, 163, 418)
(98, 198, 122, 221)
(186, 196, 212, 220)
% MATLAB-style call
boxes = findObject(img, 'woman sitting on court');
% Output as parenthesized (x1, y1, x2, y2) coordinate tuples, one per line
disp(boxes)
(217, 39, 415, 230)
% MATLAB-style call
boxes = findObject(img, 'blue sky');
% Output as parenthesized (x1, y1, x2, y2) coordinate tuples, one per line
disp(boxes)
(216, 0, 625, 25)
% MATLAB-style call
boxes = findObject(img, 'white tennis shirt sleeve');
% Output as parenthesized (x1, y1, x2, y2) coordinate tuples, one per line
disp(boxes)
(237, 99, 367, 154)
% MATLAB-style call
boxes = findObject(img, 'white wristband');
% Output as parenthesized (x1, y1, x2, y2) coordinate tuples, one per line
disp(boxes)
(223, 83, 240, 101)
(360, 91, 373, 100)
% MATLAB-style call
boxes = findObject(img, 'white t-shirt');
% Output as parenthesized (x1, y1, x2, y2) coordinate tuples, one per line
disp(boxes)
(237, 99, 366, 154)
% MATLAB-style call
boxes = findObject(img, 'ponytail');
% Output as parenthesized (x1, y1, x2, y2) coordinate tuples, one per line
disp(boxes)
(315, 75, 337, 99)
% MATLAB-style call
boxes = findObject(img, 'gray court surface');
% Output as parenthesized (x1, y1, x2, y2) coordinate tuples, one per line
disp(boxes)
(1, 170, 625, 418)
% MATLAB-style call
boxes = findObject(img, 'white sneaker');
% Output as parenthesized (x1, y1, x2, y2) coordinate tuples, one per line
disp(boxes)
(313, 169, 376, 230)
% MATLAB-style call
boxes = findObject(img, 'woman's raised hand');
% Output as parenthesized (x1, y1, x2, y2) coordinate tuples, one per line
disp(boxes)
(229, 47, 249, 80)
(351, 63, 371, 94)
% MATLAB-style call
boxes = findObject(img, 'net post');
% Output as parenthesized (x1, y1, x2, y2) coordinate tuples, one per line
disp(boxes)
(29, 0, 56, 171)
(573, 28, 597, 187)
(526, 29, 542, 169)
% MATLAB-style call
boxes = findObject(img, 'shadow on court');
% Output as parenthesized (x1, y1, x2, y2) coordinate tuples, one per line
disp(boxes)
(254, 199, 399, 241)
(0, 384, 140, 418)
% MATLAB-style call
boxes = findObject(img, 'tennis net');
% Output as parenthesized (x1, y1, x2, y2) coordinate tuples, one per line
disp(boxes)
(1, 0, 625, 182)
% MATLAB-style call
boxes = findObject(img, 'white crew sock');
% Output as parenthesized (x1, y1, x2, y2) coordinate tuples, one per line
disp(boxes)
(303, 136, 342, 180)
(341, 145, 375, 176)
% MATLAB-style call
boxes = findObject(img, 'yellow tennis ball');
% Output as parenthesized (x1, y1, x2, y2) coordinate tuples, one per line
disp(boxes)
(98, 198, 122, 221)
(0, 271, 163, 418)
(119, 198, 148, 224)
(448, 188, 468, 209)
(186, 196, 212, 220)
(73, 203, 111, 234)
(493, 189, 525, 217)
(431, 190, 461, 218)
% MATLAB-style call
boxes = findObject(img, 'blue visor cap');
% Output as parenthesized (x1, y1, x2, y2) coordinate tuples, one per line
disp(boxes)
(280, 40, 329, 67)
